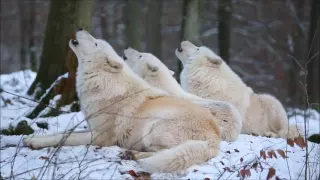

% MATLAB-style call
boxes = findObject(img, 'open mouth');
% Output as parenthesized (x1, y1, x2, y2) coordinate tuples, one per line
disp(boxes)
(71, 39, 79, 46)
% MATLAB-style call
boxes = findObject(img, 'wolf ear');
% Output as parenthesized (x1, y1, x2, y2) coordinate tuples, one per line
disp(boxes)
(147, 63, 159, 73)
(207, 56, 223, 67)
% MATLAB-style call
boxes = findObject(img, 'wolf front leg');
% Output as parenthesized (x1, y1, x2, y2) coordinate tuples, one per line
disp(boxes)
(23, 131, 96, 150)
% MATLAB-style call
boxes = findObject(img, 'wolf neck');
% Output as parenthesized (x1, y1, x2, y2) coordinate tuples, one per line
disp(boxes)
(77, 63, 162, 104)
(156, 72, 190, 96)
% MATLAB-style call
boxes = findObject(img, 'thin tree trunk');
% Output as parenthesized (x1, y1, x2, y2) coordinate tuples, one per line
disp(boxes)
(177, 0, 200, 83)
(289, 0, 306, 107)
(27, 0, 93, 102)
(99, 0, 109, 40)
(124, 0, 142, 50)
(18, 0, 27, 70)
(307, 0, 320, 110)
(218, 0, 232, 63)
(146, 0, 162, 59)
(28, 0, 37, 71)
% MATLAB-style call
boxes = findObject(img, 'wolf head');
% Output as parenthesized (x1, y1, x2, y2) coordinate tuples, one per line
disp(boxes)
(175, 41, 223, 68)
(124, 47, 174, 78)
(69, 29, 123, 73)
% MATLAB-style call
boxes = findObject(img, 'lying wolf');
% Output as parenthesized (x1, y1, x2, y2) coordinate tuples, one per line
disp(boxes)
(23, 30, 221, 174)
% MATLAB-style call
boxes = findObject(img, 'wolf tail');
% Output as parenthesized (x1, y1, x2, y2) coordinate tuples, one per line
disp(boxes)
(137, 139, 220, 173)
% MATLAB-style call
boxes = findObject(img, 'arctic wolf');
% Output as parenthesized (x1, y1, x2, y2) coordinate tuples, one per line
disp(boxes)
(124, 47, 242, 142)
(175, 41, 301, 139)
(23, 30, 221, 173)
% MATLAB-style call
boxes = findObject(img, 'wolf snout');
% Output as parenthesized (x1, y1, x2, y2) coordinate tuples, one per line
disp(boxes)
(71, 39, 79, 46)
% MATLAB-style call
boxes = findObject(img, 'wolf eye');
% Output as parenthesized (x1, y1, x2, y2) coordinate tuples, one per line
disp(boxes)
(197, 48, 199, 51)
(139, 55, 142, 59)
(95, 43, 97, 46)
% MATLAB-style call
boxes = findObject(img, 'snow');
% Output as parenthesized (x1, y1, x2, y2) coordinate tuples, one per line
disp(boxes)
(1, 70, 319, 180)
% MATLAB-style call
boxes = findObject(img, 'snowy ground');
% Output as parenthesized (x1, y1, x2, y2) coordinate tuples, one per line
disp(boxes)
(0, 70, 319, 180)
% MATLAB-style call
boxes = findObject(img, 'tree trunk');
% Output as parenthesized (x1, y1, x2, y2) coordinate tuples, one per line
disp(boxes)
(27, 0, 93, 99)
(146, 0, 162, 59)
(177, 0, 200, 83)
(288, 0, 306, 107)
(28, 0, 37, 71)
(99, 0, 110, 40)
(307, 0, 320, 110)
(124, 0, 142, 50)
(218, 0, 232, 63)
(18, 0, 27, 70)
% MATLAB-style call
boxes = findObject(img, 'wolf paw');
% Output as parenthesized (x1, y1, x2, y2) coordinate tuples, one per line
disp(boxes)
(23, 135, 44, 150)
(119, 150, 136, 160)
(265, 132, 278, 138)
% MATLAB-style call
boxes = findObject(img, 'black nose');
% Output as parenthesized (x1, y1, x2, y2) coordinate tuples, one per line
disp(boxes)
(178, 47, 183, 52)
(77, 28, 83, 31)
(123, 55, 127, 60)
(125, 46, 129, 50)
(71, 39, 79, 46)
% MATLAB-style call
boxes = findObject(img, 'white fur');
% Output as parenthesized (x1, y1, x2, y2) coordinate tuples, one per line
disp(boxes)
(175, 41, 302, 139)
(24, 31, 221, 174)
(124, 48, 242, 142)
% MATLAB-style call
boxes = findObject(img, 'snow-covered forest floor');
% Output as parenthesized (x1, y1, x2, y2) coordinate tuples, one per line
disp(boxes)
(1, 70, 319, 180)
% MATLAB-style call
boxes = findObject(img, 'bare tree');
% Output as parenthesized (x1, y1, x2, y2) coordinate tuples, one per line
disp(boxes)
(26, 0, 93, 118)
(218, 0, 232, 63)
(146, 0, 162, 59)
(18, 0, 27, 70)
(288, 0, 306, 107)
(99, 0, 110, 40)
(124, 0, 142, 50)
(177, 0, 200, 82)
(307, 0, 320, 109)
(28, 0, 37, 71)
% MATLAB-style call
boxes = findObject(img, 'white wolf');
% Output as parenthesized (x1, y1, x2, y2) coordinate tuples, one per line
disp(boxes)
(23, 30, 221, 174)
(175, 41, 302, 139)
(124, 47, 242, 142)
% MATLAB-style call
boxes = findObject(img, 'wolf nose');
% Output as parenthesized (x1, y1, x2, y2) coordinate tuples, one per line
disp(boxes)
(71, 39, 79, 46)
(178, 47, 183, 52)
(77, 28, 83, 31)
(123, 55, 127, 60)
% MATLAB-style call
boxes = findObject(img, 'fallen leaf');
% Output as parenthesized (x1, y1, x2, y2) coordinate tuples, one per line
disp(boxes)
(276, 149, 286, 159)
(234, 149, 240, 152)
(204, 178, 210, 180)
(252, 162, 258, 170)
(275, 176, 280, 180)
(266, 167, 276, 180)
(220, 161, 225, 166)
(267, 151, 273, 159)
(193, 169, 198, 172)
(271, 150, 277, 159)
(287, 138, 294, 147)
(240, 157, 243, 162)
(128, 170, 137, 177)
(135, 171, 151, 180)
(225, 151, 231, 154)
(294, 137, 307, 149)
(240, 169, 251, 178)
(260, 150, 267, 160)
(39, 156, 49, 160)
